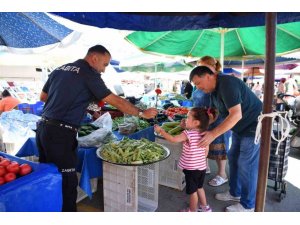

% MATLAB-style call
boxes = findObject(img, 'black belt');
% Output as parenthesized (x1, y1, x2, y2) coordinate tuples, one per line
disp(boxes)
(40, 117, 78, 132)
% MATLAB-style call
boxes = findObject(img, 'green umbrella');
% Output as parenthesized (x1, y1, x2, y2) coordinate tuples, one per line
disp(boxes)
(120, 60, 193, 73)
(125, 21, 300, 66)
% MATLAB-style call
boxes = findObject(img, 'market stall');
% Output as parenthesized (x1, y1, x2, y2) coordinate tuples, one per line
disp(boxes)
(15, 126, 155, 199)
(0, 152, 62, 212)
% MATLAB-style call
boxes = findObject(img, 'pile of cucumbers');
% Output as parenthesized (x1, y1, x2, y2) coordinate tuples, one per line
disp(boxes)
(78, 124, 99, 137)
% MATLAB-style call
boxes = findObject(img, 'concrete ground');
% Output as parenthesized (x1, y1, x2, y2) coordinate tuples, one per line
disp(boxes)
(77, 147, 300, 212)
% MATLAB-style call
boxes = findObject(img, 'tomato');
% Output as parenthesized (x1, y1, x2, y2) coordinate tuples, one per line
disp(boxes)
(19, 163, 32, 176)
(0, 159, 11, 167)
(0, 177, 5, 185)
(4, 172, 16, 183)
(10, 161, 20, 166)
(0, 166, 6, 176)
(6, 163, 20, 174)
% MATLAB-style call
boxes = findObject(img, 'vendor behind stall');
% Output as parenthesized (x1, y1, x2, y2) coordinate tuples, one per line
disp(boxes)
(0, 90, 21, 115)
(36, 45, 158, 212)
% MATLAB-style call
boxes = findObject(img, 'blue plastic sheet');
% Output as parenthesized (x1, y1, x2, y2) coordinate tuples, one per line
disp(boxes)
(52, 12, 300, 31)
(16, 138, 102, 199)
(113, 126, 155, 142)
(0, 152, 62, 212)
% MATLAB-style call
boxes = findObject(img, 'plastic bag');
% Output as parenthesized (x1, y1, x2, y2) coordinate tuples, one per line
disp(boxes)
(118, 123, 137, 135)
(77, 127, 115, 147)
(92, 112, 113, 131)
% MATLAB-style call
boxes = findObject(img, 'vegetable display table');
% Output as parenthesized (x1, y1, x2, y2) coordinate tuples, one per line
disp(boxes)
(0, 152, 62, 212)
(15, 126, 155, 199)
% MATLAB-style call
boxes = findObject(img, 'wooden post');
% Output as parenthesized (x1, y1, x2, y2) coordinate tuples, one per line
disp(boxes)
(255, 12, 277, 212)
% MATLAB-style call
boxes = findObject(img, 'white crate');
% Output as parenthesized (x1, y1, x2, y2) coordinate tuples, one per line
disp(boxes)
(155, 137, 186, 191)
(103, 161, 159, 212)
(22, 156, 40, 162)
(3, 142, 15, 155)
(76, 172, 98, 203)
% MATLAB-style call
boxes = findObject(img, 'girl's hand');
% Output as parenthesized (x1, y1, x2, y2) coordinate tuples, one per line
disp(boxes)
(154, 124, 162, 134)
(180, 119, 186, 129)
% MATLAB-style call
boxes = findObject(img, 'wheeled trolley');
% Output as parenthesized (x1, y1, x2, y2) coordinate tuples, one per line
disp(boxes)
(268, 130, 290, 202)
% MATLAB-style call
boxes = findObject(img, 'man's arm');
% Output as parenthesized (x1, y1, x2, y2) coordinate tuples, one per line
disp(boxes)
(103, 93, 157, 119)
(198, 104, 242, 147)
(40, 91, 48, 102)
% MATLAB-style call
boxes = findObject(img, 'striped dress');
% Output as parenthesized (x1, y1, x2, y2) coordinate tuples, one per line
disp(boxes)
(178, 130, 207, 170)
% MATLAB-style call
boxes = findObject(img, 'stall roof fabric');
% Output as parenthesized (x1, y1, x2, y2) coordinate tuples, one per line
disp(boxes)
(51, 12, 300, 31)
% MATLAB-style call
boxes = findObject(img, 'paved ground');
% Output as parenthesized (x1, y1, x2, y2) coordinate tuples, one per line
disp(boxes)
(77, 147, 300, 212)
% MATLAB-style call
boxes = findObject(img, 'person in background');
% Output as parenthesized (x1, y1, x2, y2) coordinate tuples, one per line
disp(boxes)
(190, 65, 262, 212)
(184, 81, 194, 99)
(36, 45, 158, 212)
(276, 78, 286, 111)
(0, 89, 21, 115)
(192, 56, 231, 188)
(285, 74, 298, 96)
(155, 107, 214, 212)
(252, 81, 262, 99)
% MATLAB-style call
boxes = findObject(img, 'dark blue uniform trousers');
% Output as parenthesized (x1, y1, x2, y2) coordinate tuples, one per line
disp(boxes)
(36, 121, 78, 212)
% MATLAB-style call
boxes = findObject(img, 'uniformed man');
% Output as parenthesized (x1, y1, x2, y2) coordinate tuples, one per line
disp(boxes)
(36, 45, 158, 211)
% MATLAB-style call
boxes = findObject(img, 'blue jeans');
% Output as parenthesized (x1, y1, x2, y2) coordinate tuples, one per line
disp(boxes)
(228, 132, 260, 209)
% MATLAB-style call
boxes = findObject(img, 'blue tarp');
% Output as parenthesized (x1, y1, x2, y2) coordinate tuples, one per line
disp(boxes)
(0, 152, 62, 212)
(52, 12, 300, 31)
(0, 12, 73, 48)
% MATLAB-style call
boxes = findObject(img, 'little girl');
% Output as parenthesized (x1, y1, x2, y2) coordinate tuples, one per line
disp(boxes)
(155, 107, 215, 212)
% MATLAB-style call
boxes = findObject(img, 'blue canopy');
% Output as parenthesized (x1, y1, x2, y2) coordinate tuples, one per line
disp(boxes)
(0, 12, 73, 48)
(52, 12, 300, 31)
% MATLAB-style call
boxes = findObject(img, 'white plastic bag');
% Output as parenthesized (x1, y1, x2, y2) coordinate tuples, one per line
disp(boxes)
(77, 127, 114, 147)
(92, 112, 113, 131)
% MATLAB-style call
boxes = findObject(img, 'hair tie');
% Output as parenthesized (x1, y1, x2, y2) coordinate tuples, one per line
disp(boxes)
(207, 107, 212, 115)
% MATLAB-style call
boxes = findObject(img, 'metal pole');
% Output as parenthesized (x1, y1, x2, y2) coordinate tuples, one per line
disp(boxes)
(241, 59, 244, 81)
(255, 12, 277, 212)
(220, 29, 225, 72)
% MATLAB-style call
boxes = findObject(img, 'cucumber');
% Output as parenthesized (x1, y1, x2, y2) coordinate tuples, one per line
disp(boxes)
(168, 125, 183, 135)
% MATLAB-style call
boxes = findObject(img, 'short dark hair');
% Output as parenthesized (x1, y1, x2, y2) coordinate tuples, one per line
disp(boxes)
(87, 45, 111, 55)
(189, 66, 214, 82)
(2, 89, 11, 97)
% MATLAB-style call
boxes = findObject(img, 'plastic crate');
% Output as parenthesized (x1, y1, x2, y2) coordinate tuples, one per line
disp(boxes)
(103, 161, 159, 212)
(31, 101, 44, 116)
(155, 137, 186, 191)
(3, 142, 15, 155)
(18, 103, 32, 114)
(76, 172, 98, 203)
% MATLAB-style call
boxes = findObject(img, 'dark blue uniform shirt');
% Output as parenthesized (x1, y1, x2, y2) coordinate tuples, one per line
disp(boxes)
(42, 59, 112, 126)
(210, 74, 262, 136)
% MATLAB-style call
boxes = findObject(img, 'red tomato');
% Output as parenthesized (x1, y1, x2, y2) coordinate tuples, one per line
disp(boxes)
(4, 172, 16, 183)
(6, 163, 20, 174)
(10, 161, 19, 166)
(19, 163, 32, 176)
(0, 159, 10, 167)
(0, 166, 6, 177)
(0, 177, 5, 185)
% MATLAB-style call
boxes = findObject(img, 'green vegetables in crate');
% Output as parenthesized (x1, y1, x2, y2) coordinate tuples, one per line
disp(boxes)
(100, 137, 166, 164)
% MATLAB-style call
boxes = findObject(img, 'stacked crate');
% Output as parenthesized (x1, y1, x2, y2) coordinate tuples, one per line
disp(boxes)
(155, 137, 186, 191)
(103, 161, 159, 212)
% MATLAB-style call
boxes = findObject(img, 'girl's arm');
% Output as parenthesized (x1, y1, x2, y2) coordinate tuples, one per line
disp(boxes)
(154, 125, 187, 143)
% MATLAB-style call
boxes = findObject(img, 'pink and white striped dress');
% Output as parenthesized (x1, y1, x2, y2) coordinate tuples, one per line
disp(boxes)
(178, 129, 207, 170)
